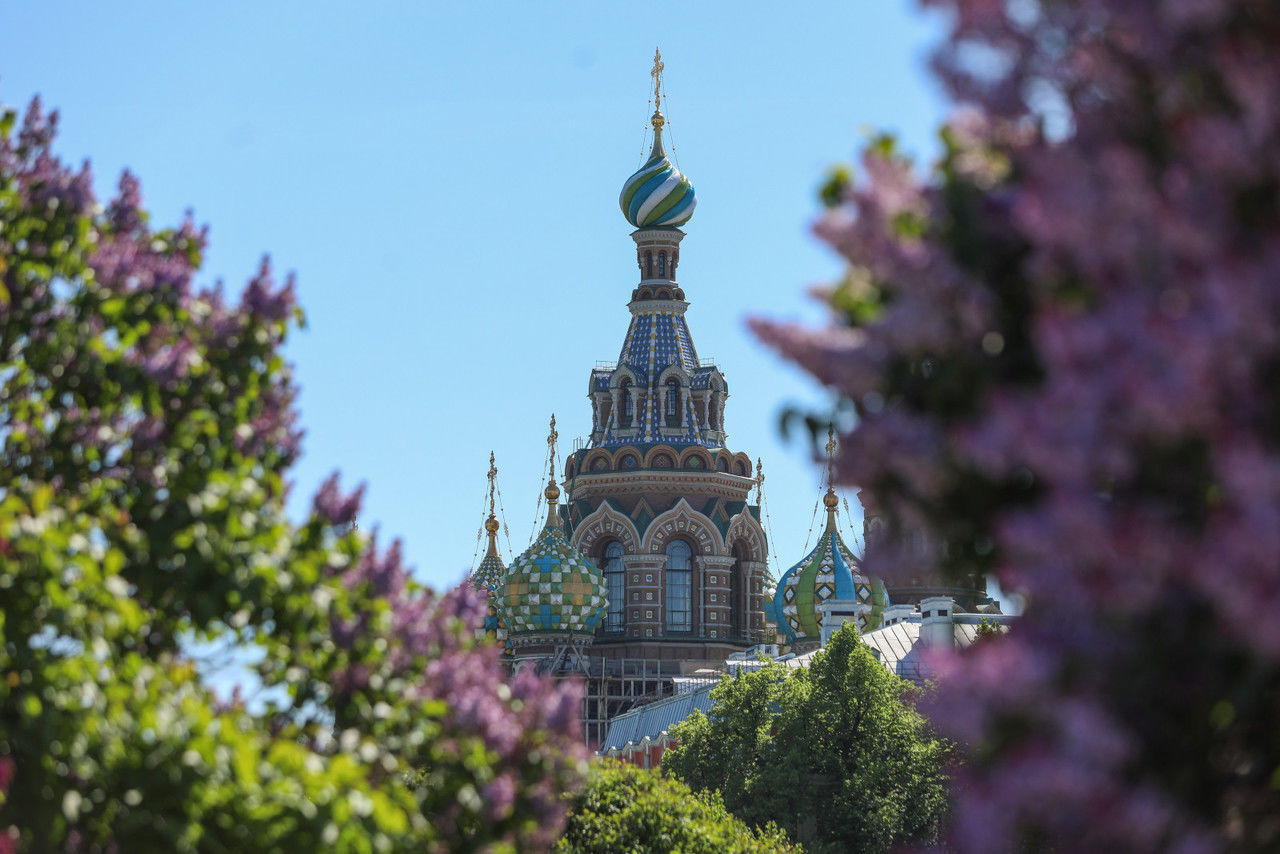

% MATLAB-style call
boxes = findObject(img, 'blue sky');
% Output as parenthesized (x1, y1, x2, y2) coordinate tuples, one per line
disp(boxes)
(2, 2, 961, 593)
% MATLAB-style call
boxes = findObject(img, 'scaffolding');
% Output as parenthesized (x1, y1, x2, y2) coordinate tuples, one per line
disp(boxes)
(581, 657, 699, 748)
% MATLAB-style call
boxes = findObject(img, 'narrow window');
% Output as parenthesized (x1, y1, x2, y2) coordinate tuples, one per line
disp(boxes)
(603, 541, 625, 631)
(664, 378, 680, 426)
(665, 540, 692, 632)
(619, 380, 633, 427)
(658, 251, 667, 277)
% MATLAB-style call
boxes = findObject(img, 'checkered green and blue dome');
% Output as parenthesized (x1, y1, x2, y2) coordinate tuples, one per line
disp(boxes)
(765, 490, 887, 644)
(499, 482, 608, 636)
(472, 515, 506, 590)
(619, 120, 696, 229)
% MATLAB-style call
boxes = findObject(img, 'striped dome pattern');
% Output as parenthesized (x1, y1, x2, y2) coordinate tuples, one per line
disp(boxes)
(619, 149, 696, 228)
(499, 517, 608, 636)
(766, 528, 887, 644)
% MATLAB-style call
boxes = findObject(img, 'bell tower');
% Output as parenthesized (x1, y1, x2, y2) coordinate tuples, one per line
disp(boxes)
(563, 50, 770, 668)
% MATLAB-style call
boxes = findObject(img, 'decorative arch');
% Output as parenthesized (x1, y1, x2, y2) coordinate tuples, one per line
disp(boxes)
(679, 447, 713, 471)
(608, 365, 640, 390)
(715, 453, 730, 473)
(725, 510, 767, 563)
(656, 363, 692, 387)
(611, 445, 643, 470)
(572, 502, 641, 555)
(643, 498, 726, 556)
(734, 452, 753, 478)
(583, 448, 612, 473)
(642, 444, 679, 469)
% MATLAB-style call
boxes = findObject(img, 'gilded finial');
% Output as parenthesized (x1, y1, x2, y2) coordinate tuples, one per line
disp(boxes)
(487, 451, 498, 517)
(547, 414, 559, 478)
(823, 426, 840, 529)
(755, 457, 765, 504)
(484, 451, 501, 546)
(650, 47, 665, 131)
(543, 414, 562, 524)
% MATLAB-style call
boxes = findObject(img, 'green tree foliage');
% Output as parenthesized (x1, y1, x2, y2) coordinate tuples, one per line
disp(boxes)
(556, 761, 798, 854)
(0, 97, 585, 852)
(663, 624, 949, 853)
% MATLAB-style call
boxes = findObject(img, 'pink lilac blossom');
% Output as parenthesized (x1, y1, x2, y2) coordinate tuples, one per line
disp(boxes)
(755, 0, 1280, 849)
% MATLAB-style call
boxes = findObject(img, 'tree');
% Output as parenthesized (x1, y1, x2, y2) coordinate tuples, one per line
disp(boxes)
(752, 0, 1280, 849)
(556, 761, 797, 854)
(663, 624, 950, 853)
(0, 97, 586, 852)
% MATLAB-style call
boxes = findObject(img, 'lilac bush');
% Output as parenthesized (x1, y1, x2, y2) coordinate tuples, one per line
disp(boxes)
(0, 97, 586, 851)
(754, 1, 1280, 850)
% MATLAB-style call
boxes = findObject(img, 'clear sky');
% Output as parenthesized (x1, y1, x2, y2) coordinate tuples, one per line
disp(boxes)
(1, 2, 955, 591)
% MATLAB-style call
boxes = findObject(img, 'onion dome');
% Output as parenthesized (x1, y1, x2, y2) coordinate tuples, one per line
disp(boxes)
(620, 54, 696, 230)
(472, 513, 506, 590)
(619, 119, 696, 228)
(499, 480, 608, 636)
(766, 488, 887, 645)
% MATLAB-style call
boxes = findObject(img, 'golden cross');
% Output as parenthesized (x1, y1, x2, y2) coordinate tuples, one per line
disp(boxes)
(487, 451, 497, 516)
(825, 425, 838, 487)
(650, 47, 664, 111)
(755, 457, 765, 504)
(547, 414, 559, 477)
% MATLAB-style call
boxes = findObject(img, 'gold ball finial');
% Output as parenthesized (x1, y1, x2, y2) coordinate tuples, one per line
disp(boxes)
(823, 487, 839, 509)
(545, 480, 561, 503)
(485, 514, 500, 533)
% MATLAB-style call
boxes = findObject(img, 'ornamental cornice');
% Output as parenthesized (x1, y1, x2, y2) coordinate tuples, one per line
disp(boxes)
(567, 470, 754, 502)
(628, 299, 689, 316)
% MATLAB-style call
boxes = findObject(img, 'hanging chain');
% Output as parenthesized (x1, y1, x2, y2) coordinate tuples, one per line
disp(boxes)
(495, 482, 514, 562)
(756, 458, 782, 584)
(530, 414, 559, 541)
(801, 494, 821, 554)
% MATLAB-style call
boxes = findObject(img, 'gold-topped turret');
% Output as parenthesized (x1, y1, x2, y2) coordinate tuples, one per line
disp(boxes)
(472, 451, 509, 591)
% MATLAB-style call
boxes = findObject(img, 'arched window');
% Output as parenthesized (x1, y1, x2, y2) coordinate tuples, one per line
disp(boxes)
(603, 541, 625, 632)
(619, 380, 633, 427)
(730, 543, 747, 640)
(658, 251, 667, 278)
(665, 540, 692, 632)
(644, 251, 653, 278)
(664, 378, 680, 427)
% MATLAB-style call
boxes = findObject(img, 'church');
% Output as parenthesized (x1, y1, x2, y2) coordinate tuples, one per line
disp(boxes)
(471, 52, 992, 745)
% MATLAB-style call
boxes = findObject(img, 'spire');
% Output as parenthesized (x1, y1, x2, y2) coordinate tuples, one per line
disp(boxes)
(823, 426, 839, 533)
(471, 451, 508, 590)
(543, 414, 562, 530)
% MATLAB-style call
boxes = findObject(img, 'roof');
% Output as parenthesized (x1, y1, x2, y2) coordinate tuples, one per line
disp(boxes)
(787, 619, 988, 682)
(599, 682, 716, 753)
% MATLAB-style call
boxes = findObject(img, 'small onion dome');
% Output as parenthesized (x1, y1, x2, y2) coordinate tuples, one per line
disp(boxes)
(619, 115, 696, 229)
(472, 513, 506, 590)
(766, 488, 887, 644)
(499, 481, 608, 636)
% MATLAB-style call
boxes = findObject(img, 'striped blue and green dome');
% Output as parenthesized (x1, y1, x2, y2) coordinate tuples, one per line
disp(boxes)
(499, 484, 608, 636)
(765, 494, 887, 645)
(619, 123, 696, 229)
